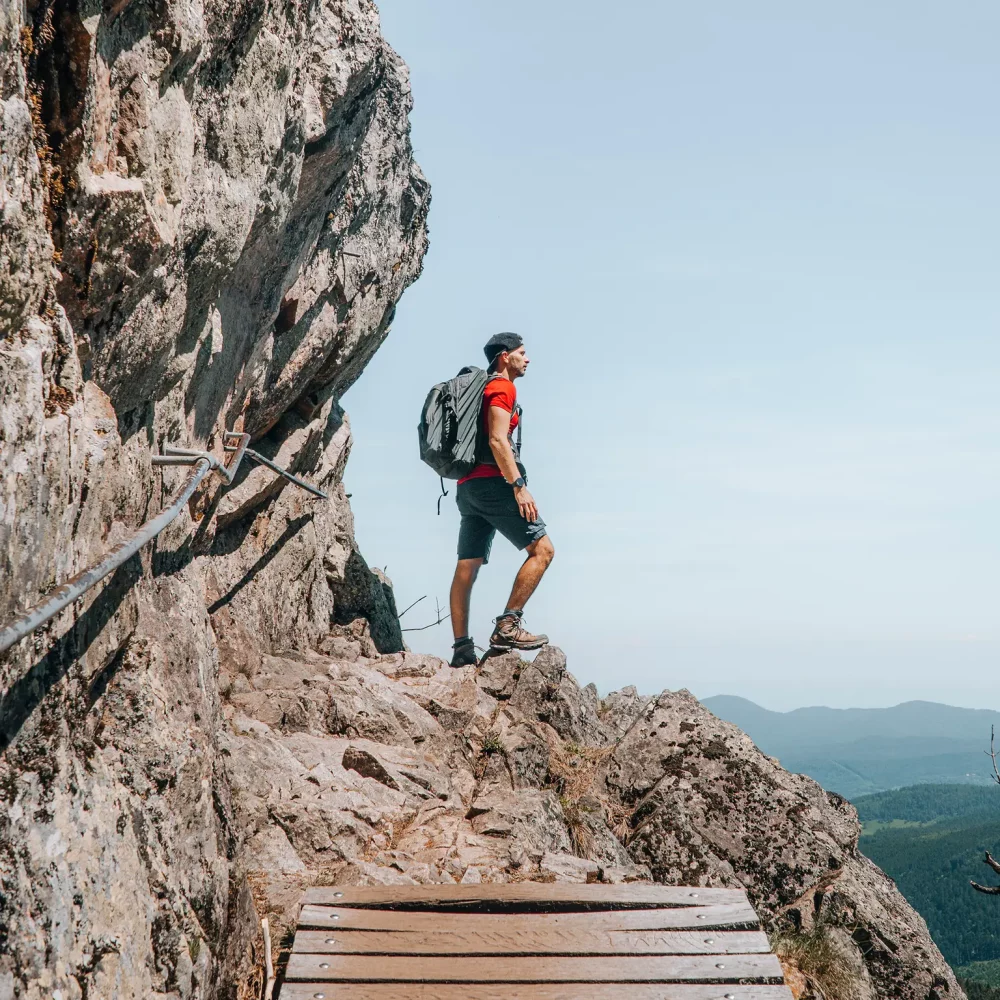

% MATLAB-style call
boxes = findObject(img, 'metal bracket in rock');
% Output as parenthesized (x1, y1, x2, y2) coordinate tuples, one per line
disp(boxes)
(0, 430, 328, 656)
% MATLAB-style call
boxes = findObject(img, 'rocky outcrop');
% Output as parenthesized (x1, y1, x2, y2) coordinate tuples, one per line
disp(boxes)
(1, 0, 425, 996)
(0, 3, 966, 1000)
(222, 646, 964, 1000)
(2, 0, 427, 657)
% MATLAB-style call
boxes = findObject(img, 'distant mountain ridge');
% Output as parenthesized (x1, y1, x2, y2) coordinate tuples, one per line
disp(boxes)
(702, 695, 1000, 798)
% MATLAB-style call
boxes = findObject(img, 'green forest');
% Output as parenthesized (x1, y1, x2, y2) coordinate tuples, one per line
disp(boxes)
(961, 981, 1000, 1000)
(854, 784, 1000, 993)
(954, 960, 1000, 992)
(854, 783, 997, 825)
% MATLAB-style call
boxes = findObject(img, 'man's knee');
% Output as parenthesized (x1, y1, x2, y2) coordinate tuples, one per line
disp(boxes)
(529, 535, 554, 565)
(454, 557, 483, 582)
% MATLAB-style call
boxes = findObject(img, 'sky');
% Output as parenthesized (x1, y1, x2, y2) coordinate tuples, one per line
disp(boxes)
(342, 1, 1000, 711)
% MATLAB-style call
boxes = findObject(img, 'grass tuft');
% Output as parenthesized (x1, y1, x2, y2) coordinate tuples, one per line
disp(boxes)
(771, 926, 860, 1000)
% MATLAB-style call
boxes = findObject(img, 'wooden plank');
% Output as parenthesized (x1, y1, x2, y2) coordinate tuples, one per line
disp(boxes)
(284, 953, 785, 982)
(279, 985, 795, 1000)
(292, 927, 771, 956)
(303, 885, 746, 910)
(298, 902, 761, 932)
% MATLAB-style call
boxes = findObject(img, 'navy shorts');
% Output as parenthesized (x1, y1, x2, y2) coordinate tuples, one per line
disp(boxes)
(456, 477, 548, 564)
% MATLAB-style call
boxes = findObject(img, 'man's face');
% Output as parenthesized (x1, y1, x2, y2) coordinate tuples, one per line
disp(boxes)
(505, 345, 530, 379)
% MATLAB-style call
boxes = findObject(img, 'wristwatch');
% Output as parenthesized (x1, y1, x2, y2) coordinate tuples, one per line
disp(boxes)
(511, 476, 526, 489)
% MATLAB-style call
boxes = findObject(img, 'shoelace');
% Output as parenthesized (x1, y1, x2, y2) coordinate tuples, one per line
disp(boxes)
(494, 614, 533, 640)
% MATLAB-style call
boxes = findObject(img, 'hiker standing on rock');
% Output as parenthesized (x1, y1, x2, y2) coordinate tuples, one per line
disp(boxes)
(448, 333, 554, 667)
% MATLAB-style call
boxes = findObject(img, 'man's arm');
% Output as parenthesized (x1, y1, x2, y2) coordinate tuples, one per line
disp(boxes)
(487, 404, 538, 522)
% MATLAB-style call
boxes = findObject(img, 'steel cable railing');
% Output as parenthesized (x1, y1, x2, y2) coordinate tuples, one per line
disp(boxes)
(0, 456, 214, 656)
(0, 430, 327, 656)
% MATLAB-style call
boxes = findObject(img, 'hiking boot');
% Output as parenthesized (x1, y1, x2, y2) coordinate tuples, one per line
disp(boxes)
(450, 637, 479, 668)
(489, 612, 548, 651)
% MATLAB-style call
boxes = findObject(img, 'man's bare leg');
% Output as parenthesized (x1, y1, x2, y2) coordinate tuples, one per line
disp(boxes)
(450, 558, 483, 641)
(488, 536, 555, 651)
(504, 535, 555, 613)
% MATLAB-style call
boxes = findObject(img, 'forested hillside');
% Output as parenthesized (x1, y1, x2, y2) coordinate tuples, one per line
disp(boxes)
(855, 784, 1000, 990)
(955, 961, 1000, 995)
(961, 980, 1000, 1000)
(855, 784, 997, 825)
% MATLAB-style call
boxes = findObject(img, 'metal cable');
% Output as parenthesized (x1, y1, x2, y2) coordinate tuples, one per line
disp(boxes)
(244, 447, 329, 499)
(0, 458, 213, 656)
(0, 431, 325, 656)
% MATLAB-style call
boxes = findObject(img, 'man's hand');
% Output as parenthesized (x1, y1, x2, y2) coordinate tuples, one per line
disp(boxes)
(514, 485, 538, 522)
(486, 405, 537, 521)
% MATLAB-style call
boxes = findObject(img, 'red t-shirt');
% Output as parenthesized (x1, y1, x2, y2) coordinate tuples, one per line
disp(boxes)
(458, 378, 519, 484)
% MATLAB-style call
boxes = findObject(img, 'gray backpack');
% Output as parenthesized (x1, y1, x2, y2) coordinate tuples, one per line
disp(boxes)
(418, 366, 521, 511)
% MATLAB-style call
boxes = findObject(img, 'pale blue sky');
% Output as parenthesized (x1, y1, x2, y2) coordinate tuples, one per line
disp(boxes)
(343, 1, 1000, 710)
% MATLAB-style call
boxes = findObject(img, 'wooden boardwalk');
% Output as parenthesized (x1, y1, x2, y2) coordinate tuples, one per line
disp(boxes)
(279, 884, 793, 1000)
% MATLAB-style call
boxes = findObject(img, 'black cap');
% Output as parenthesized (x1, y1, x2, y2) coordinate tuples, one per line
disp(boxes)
(484, 331, 523, 365)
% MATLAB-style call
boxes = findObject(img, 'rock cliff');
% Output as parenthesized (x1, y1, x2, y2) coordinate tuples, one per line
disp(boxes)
(225, 644, 966, 1000)
(0, 3, 965, 999)
(2, 0, 425, 995)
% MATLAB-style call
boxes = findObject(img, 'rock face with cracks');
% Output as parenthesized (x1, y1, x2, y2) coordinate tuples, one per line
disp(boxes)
(225, 646, 962, 1000)
(0, 3, 966, 999)
(1, 0, 425, 996)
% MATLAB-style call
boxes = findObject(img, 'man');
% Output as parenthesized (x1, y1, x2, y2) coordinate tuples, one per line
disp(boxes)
(449, 332, 555, 668)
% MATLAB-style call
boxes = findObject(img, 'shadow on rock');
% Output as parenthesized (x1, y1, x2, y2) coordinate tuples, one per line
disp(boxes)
(207, 514, 312, 614)
(0, 557, 140, 750)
